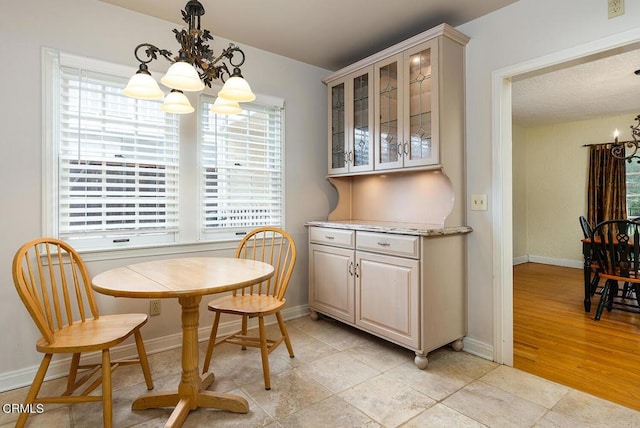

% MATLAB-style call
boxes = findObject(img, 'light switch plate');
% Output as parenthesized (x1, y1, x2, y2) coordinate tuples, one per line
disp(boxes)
(471, 194, 488, 211)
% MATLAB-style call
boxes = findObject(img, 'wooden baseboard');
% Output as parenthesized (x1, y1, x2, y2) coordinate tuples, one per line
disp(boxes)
(513, 254, 582, 269)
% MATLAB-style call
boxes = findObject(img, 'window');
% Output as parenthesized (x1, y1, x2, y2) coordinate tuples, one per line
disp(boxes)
(199, 95, 284, 241)
(44, 49, 285, 252)
(626, 161, 640, 218)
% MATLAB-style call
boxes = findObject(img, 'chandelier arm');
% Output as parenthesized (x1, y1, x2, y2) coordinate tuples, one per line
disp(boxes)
(133, 43, 175, 65)
(221, 45, 246, 68)
(631, 114, 640, 142)
(610, 141, 639, 162)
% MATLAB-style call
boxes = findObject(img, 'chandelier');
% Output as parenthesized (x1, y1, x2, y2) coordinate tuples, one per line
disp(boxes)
(123, 0, 255, 114)
(610, 114, 640, 163)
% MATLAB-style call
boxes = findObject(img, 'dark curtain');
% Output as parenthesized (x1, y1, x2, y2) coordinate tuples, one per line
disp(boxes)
(587, 144, 627, 226)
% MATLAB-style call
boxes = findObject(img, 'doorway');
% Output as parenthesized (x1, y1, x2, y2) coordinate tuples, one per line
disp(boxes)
(492, 29, 640, 365)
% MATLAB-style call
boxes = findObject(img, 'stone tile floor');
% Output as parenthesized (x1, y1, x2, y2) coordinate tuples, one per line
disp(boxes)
(1, 316, 638, 427)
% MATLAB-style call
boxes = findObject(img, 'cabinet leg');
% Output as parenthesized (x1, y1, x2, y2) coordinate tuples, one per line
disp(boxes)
(414, 352, 428, 369)
(451, 338, 464, 352)
(309, 310, 319, 321)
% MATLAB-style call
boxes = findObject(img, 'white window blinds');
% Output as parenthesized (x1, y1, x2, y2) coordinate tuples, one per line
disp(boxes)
(200, 95, 284, 238)
(56, 64, 180, 245)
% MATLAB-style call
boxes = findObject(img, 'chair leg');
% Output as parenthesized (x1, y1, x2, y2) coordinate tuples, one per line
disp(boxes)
(608, 281, 618, 312)
(203, 312, 221, 373)
(64, 353, 81, 395)
(258, 316, 271, 390)
(101, 350, 113, 428)
(241, 315, 248, 350)
(595, 280, 611, 320)
(590, 272, 600, 296)
(276, 312, 294, 358)
(15, 354, 52, 428)
(134, 329, 154, 390)
(632, 283, 640, 309)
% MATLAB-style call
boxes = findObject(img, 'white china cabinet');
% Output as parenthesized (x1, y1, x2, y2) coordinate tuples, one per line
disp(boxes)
(325, 24, 468, 176)
(309, 24, 471, 369)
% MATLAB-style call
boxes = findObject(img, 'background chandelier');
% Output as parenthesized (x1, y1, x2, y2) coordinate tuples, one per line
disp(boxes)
(610, 114, 640, 163)
(123, 0, 255, 114)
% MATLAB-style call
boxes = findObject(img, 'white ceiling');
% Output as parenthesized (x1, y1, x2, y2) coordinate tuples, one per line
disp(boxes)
(98, 0, 640, 127)
(98, 0, 517, 71)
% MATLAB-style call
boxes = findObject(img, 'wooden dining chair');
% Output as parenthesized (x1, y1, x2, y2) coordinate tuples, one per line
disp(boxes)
(590, 220, 640, 320)
(580, 215, 602, 296)
(202, 227, 296, 390)
(12, 238, 154, 428)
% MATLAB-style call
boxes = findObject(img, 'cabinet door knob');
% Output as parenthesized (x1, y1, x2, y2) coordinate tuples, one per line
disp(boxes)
(355, 263, 360, 278)
(348, 261, 354, 276)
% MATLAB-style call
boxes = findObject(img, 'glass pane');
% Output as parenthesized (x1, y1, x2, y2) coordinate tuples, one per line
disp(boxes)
(627, 162, 640, 218)
(353, 73, 369, 167)
(408, 48, 432, 161)
(331, 83, 346, 169)
(378, 62, 399, 164)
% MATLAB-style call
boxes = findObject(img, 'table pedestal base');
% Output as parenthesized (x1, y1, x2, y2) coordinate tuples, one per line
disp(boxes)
(131, 296, 249, 427)
(132, 373, 249, 427)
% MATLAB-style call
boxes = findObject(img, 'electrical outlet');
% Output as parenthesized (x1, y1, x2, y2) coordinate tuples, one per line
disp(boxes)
(608, 0, 624, 18)
(471, 194, 488, 211)
(150, 299, 161, 316)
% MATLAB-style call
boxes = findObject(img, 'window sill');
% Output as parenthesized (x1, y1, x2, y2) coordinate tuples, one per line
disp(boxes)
(78, 239, 240, 263)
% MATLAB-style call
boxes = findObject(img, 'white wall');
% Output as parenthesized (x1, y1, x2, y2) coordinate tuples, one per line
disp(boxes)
(5, 0, 640, 389)
(459, 0, 640, 353)
(513, 113, 638, 267)
(0, 0, 334, 388)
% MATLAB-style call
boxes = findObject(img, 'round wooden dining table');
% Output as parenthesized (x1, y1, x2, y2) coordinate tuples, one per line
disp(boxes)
(92, 257, 275, 428)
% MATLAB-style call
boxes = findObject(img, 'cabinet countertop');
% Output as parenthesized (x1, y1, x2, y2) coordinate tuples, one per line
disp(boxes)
(305, 220, 472, 237)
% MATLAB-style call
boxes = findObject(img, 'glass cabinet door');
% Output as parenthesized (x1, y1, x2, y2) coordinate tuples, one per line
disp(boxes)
(350, 68, 373, 172)
(329, 80, 347, 174)
(374, 54, 403, 170)
(404, 41, 438, 167)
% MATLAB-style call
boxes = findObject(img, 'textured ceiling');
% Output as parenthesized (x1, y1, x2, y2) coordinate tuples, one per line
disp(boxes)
(512, 44, 640, 127)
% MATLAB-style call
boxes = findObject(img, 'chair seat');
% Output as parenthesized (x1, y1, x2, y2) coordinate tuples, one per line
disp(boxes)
(36, 313, 148, 353)
(207, 294, 286, 316)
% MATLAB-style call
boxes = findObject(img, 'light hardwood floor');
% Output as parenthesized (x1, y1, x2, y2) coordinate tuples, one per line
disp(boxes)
(514, 262, 640, 411)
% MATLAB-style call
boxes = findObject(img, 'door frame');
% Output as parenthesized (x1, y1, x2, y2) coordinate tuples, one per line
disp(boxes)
(491, 28, 640, 365)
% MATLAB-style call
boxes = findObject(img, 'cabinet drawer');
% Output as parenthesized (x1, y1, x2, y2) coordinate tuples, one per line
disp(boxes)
(309, 227, 355, 248)
(356, 231, 419, 258)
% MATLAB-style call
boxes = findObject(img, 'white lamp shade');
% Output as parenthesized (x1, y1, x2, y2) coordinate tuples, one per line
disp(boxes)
(123, 72, 164, 100)
(160, 90, 194, 114)
(217, 76, 256, 102)
(160, 61, 205, 92)
(210, 97, 243, 115)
